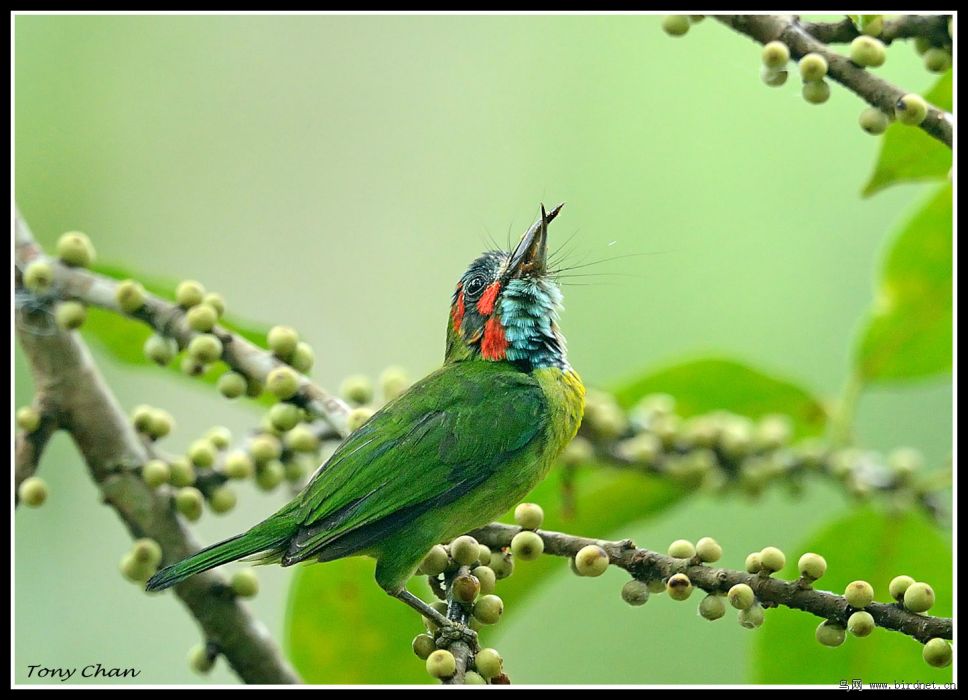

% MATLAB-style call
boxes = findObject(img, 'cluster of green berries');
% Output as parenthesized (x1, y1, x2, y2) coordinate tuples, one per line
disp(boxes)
(119, 538, 163, 584)
(419, 645, 505, 684)
(418, 535, 506, 630)
(130, 404, 176, 440)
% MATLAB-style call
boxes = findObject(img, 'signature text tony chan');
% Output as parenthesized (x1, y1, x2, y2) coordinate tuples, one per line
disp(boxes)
(25, 664, 142, 682)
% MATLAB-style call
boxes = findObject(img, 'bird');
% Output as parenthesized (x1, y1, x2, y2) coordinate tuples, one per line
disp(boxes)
(146, 203, 585, 634)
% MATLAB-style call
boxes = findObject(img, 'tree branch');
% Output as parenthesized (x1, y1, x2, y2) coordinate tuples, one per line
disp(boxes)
(470, 523, 952, 644)
(15, 216, 300, 684)
(715, 15, 953, 148)
(799, 15, 950, 46)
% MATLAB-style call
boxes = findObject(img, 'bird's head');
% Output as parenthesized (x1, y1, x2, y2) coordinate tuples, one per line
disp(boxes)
(446, 203, 568, 372)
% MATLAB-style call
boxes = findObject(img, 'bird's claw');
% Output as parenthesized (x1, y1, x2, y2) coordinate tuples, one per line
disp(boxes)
(435, 621, 478, 650)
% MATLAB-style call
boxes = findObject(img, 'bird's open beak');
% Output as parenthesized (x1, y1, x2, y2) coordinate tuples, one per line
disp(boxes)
(507, 202, 564, 279)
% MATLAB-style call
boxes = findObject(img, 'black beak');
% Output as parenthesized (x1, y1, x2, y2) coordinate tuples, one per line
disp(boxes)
(507, 202, 564, 279)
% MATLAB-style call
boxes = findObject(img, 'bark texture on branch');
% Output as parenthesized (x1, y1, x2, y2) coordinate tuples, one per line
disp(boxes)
(470, 523, 952, 644)
(715, 14, 953, 148)
(15, 215, 300, 684)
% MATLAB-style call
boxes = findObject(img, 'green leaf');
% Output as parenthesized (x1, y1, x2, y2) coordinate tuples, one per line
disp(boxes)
(613, 357, 827, 438)
(862, 73, 952, 197)
(855, 184, 952, 382)
(754, 506, 952, 684)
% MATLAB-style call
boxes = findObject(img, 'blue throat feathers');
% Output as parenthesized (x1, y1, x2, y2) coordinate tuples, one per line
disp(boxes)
(499, 278, 568, 371)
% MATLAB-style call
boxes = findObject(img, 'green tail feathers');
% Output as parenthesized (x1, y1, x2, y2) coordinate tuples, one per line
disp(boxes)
(145, 511, 297, 592)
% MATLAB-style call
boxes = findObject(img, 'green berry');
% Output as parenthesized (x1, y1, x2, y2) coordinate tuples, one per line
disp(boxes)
(759, 546, 786, 574)
(284, 424, 319, 452)
(738, 602, 765, 629)
(412, 633, 436, 660)
(188, 439, 217, 468)
(291, 342, 314, 373)
(561, 436, 595, 466)
(895, 94, 928, 125)
(379, 366, 410, 401)
(668, 539, 696, 559)
(131, 404, 153, 432)
(267, 325, 299, 359)
(477, 545, 492, 567)
(201, 292, 225, 317)
(340, 374, 374, 405)
(142, 459, 171, 488)
(255, 460, 285, 490)
(923, 48, 951, 73)
(230, 568, 259, 598)
(347, 407, 374, 432)
(450, 535, 480, 567)
(473, 594, 504, 624)
(859, 15, 883, 36)
(489, 552, 514, 580)
(914, 35, 933, 55)
(574, 544, 609, 577)
(284, 457, 309, 483)
(903, 582, 935, 613)
(646, 579, 666, 594)
(699, 594, 726, 620)
(760, 66, 788, 87)
(18, 476, 48, 507)
(245, 376, 263, 398)
(209, 485, 237, 514)
(802, 80, 831, 105)
(473, 565, 496, 596)
(146, 409, 174, 439)
(859, 107, 890, 134)
(175, 280, 205, 308)
(222, 451, 253, 480)
(205, 426, 231, 449)
(16, 406, 41, 432)
(452, 573, 481, 603)
(696, 537, 722, 563)
(661, 15, 690, 37)
(187, 643, 215, 674)
(844, 580, 874, 608)
(115, 279, 146, 313)
(186, 303, 218, 332)
(816, 620, 846, 647)
(510, 530, 544, 561)
(55, 301, 86, 330)
(120, 552, 154, 583)
(728, 583, 755, 610)
(266, 366, 300, 399)
(474, 648, 503, 679)
(513, 502, 544, 530)
(269, 402, 302, 431)
(847, 611, 875, 637)
(621, 579, 650, 606)
(464, 670, 486, 685)
(175, 487, 204, 521)
(55, 231, 95, 267)
(188, 334, 222, 364)
(131, 537, 163, 567)
(426, 649, 456, 679)
(144, 334, 177, 366)
(181, 356, 205, 377)
(169, 457, 195, 487)
(923, 638, 952, 668)
(799, 53, 828, 81)
(250, 434, 282, 464)
(23, 260, 53, 293)
(761, 41, 790, 69)
(850, 35, 886, 67)
(217, 371, 247, 399)
(797, 552, 827, 581)
(666, 573, 693, 601)
(419, 545, 450, 576)
(889, 574, 915, 601)
(888, 447, 923, 478)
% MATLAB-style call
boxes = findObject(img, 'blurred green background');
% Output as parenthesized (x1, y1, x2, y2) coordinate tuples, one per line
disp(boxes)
(15, 14, 951, 685)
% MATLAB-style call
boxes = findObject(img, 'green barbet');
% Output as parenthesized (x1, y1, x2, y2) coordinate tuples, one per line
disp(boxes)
(147, 204, 585, 633)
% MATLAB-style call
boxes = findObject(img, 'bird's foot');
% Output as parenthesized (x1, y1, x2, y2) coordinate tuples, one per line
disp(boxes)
(435, 620, 478, 651)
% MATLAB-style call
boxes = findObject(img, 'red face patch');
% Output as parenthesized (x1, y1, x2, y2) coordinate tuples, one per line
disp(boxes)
(481, 315, 508, 361)
(476, 281, 501, 316)
(451, 283, 465, 332)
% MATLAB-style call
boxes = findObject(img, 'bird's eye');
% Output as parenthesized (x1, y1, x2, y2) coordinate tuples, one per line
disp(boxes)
(464, 275, 487, 299)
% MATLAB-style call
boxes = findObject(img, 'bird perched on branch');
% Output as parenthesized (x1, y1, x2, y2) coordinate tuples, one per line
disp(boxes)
(147, 203, 585, 638)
